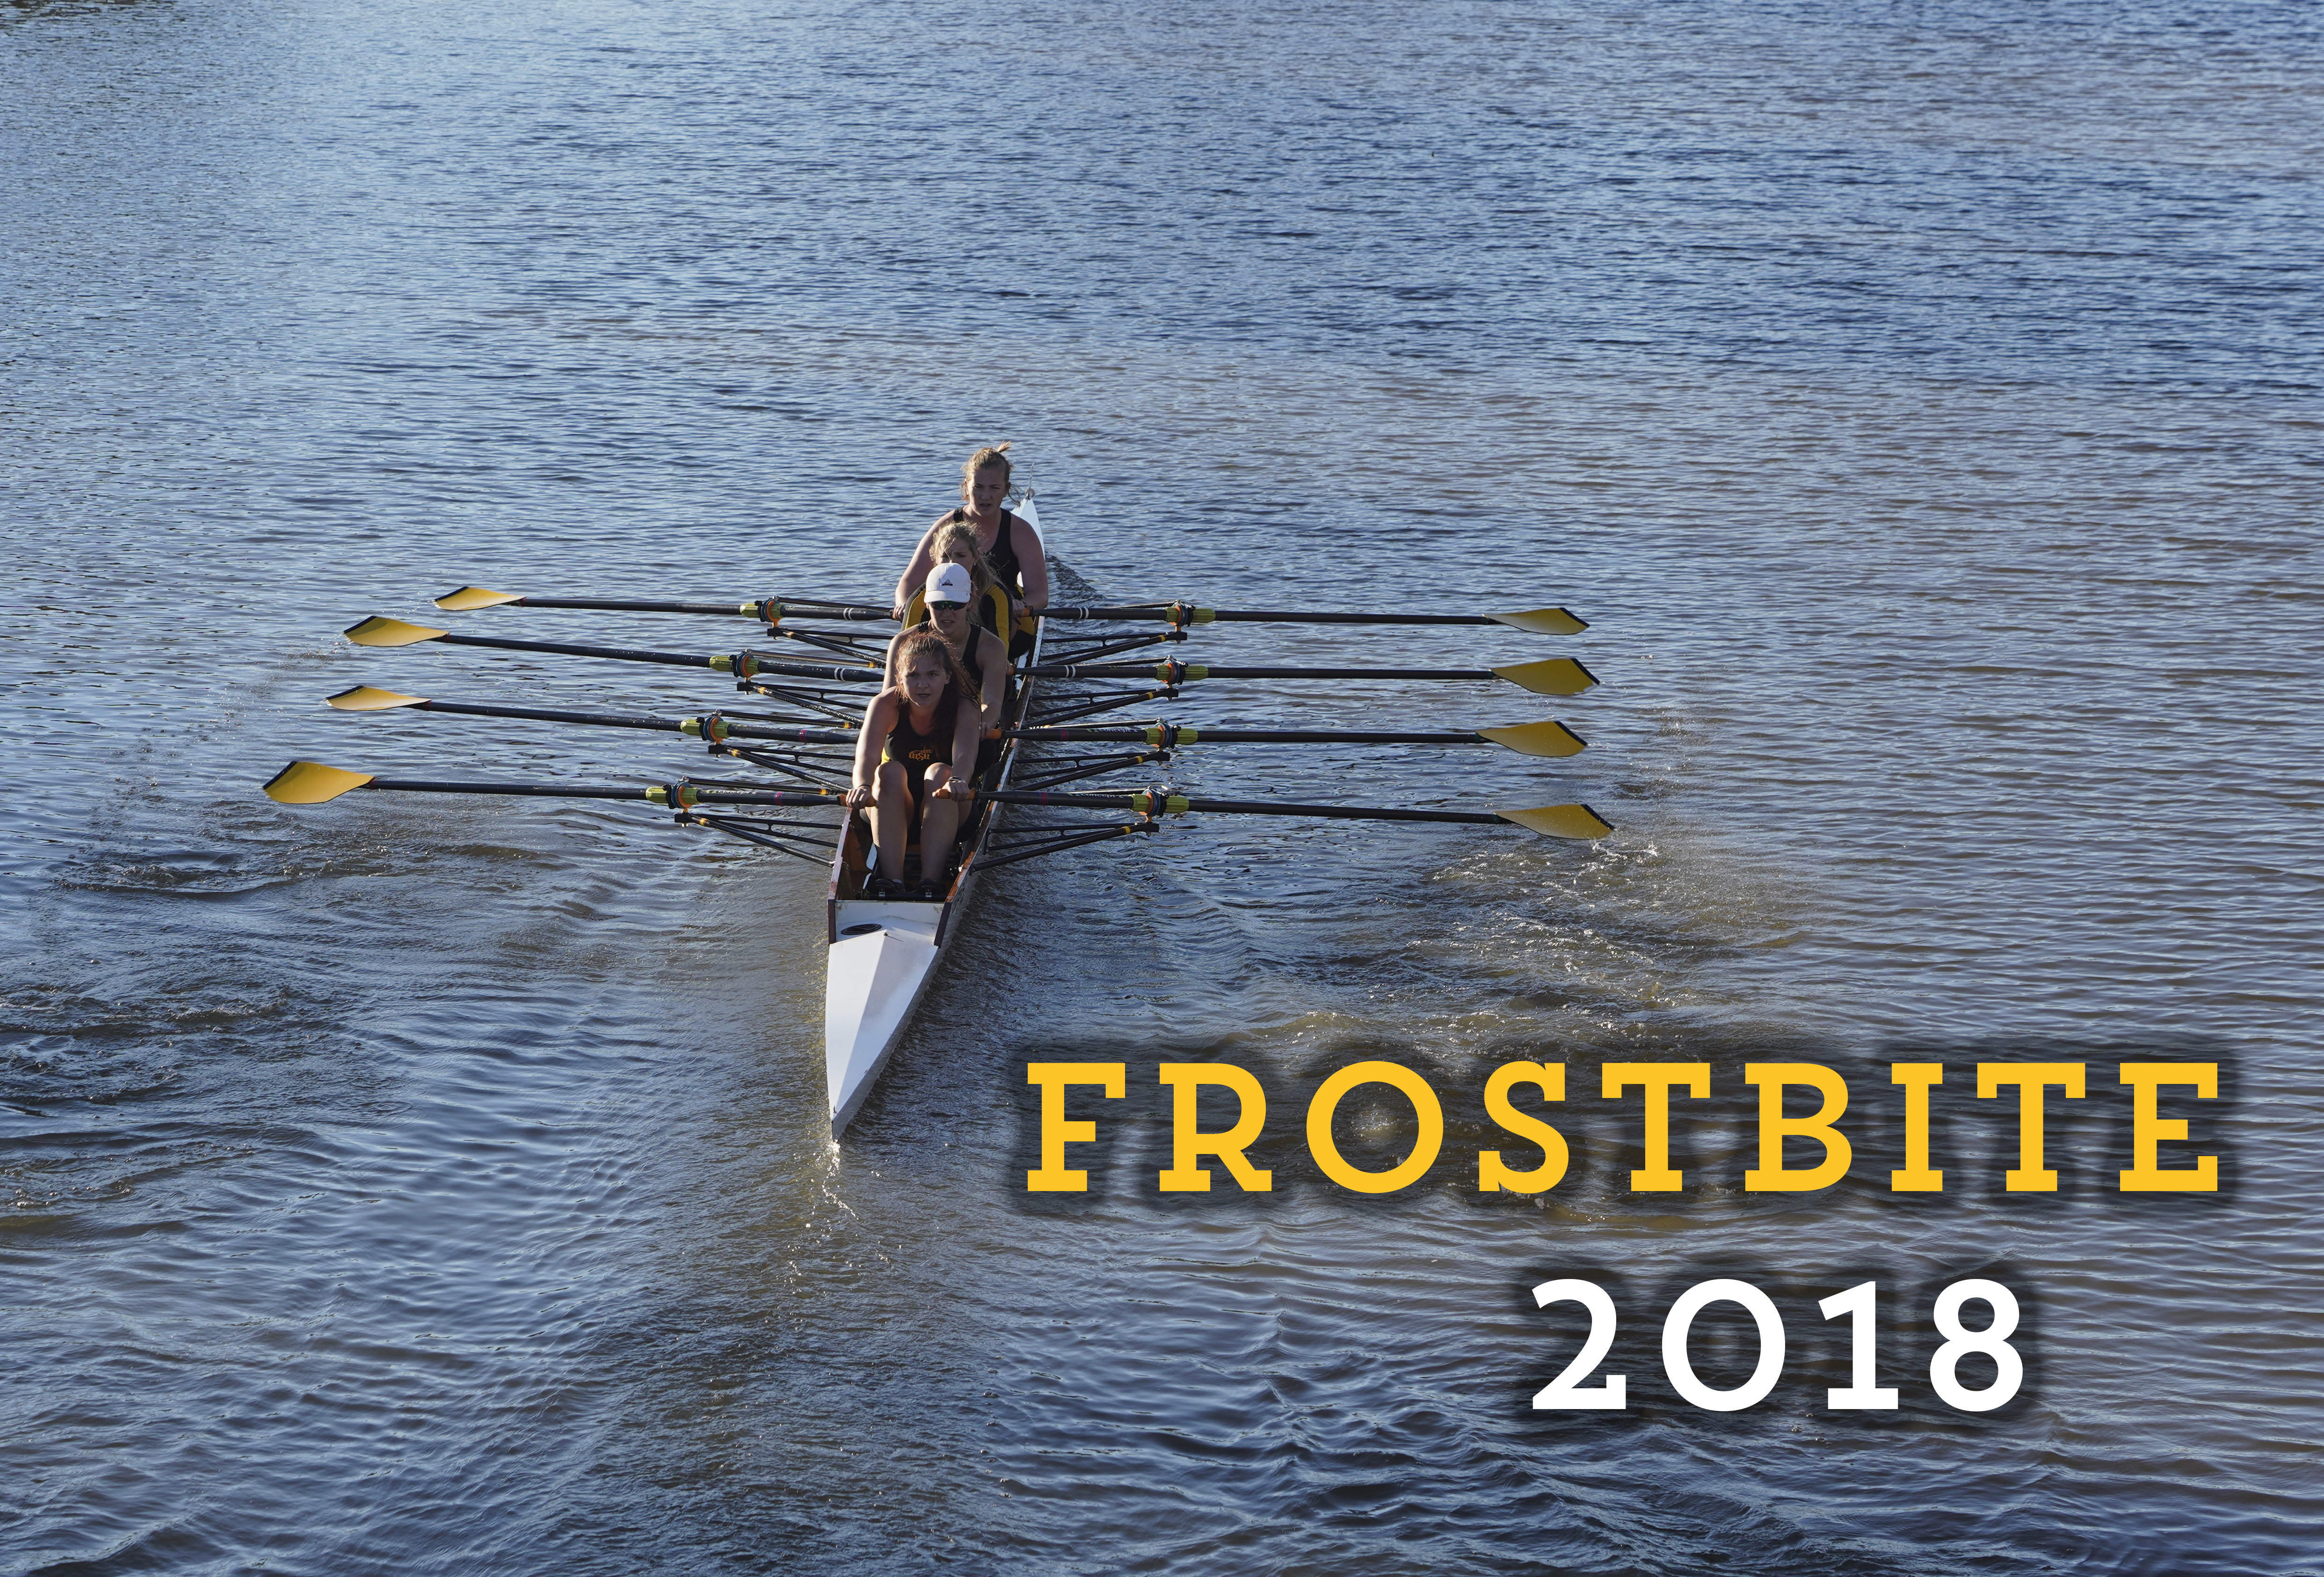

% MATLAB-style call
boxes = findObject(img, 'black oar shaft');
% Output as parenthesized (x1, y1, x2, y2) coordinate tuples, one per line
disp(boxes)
(1179, 796, 1501, 824)
(1202, 610, 1501, 626)
(1040, 605, 1174, 621)
(493, 595, 892, 620)
(505, 596, 752, 615)
(427, 631, 880, 684)
(388, 698, 861, 746)
(683, 787, 849, 806)
(1009, 726, 1491, 746)
(437, 631, 714, 669)
(416, 700, 683, 733)
(365, 779, 646, 799)
(978, 789, 1503, 825)
(355, 779, 847, 807)
(1031, 662, 1496, 682)
(1046, 606, 1508, 626)
(1043, 606, 1565, 627)
(742, 658, 885, 684)
(729, 724, 858, 745)
(762, 602, 892, 622)
(1190, 666, 1491, 681)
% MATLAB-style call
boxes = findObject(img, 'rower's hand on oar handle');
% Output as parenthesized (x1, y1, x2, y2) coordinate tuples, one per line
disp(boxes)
(844, 784, 874, 811)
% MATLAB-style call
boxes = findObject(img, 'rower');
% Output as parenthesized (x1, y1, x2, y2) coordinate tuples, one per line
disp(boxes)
(892, 443, 1047, 656)
(897, 521, 1013, 643)
(888, 562, 1010, 771)
(847, 628, 983, 901)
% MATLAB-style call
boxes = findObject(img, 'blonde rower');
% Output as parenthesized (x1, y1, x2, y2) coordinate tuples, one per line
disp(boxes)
(888, 562, 1009, 744)
(892, 443, 1047, 655)
(898, 520, 1013, 643)
(847, 628, 982, 901)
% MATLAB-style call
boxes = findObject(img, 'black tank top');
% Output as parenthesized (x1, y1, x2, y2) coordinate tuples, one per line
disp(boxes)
(981, 509, 1024, 597)
(882, 690, 960, 768)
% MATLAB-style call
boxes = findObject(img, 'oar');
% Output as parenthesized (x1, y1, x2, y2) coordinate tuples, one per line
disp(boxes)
(261, 761, 849, 810)
(267, 762, 663, 806)
(263, 763, 1607, 837)
(341, 617, 883, 683)
(329, 689, 1571, 758)
(436, 587, 892, 622)
(322, 686, 859, 745)
(1007, 719, 1586, 759)
(1028, 656, 1598, 697)
(1046, 603, 1588, 636)
(980, 788, 1613, 839)
(439, 588, 1585, 636)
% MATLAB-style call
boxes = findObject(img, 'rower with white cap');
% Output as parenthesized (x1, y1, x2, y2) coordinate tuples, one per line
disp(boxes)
(886, 561, 1010, 766)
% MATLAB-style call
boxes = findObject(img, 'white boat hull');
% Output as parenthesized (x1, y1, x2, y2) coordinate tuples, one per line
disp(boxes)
(823, 901, 941, 1134)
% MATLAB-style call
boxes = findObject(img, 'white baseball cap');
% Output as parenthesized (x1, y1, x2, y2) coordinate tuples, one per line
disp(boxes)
(927, 563, 975, 604)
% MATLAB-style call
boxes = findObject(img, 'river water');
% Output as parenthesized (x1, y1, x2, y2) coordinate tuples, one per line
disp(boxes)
(4, 1, 2319, 1572)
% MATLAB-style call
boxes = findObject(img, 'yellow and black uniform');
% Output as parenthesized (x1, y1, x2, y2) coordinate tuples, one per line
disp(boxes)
(920, 619, 993, 702)
(896, 618, 1009, 778)
(881, 690, 962, 821)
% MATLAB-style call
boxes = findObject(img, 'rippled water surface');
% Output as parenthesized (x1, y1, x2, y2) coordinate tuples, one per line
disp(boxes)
(5, 1, 2320, 1572)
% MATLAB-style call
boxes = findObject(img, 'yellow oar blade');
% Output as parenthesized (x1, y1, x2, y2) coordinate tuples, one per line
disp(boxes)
(325, 686, 427, 712)
(435, 586, 523, 611)
(1492, 657, 1598, 696)
(1489, 605, 1588, 636)
(1497, 803, 1614, 840)
(344, 616, 449, 647)
(263, 761, 376, 804)
(1476, 719, 1587, 759)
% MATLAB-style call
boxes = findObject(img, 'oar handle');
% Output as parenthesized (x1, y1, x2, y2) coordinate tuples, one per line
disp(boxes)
(725, 723, 859, 745)
(757, 601, 893, 622)
(679, 786, 850, 807)
(1041, 604, 1178, 622)
(733, 655, 886, 684)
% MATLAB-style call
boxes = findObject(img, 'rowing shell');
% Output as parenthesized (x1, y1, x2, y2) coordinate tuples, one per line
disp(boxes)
(265, 499, 1610, 1134)
(821, 497, 1046, 1136)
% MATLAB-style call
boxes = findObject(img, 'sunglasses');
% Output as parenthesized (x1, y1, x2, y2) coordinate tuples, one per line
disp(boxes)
(929, 599, 967, 610)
